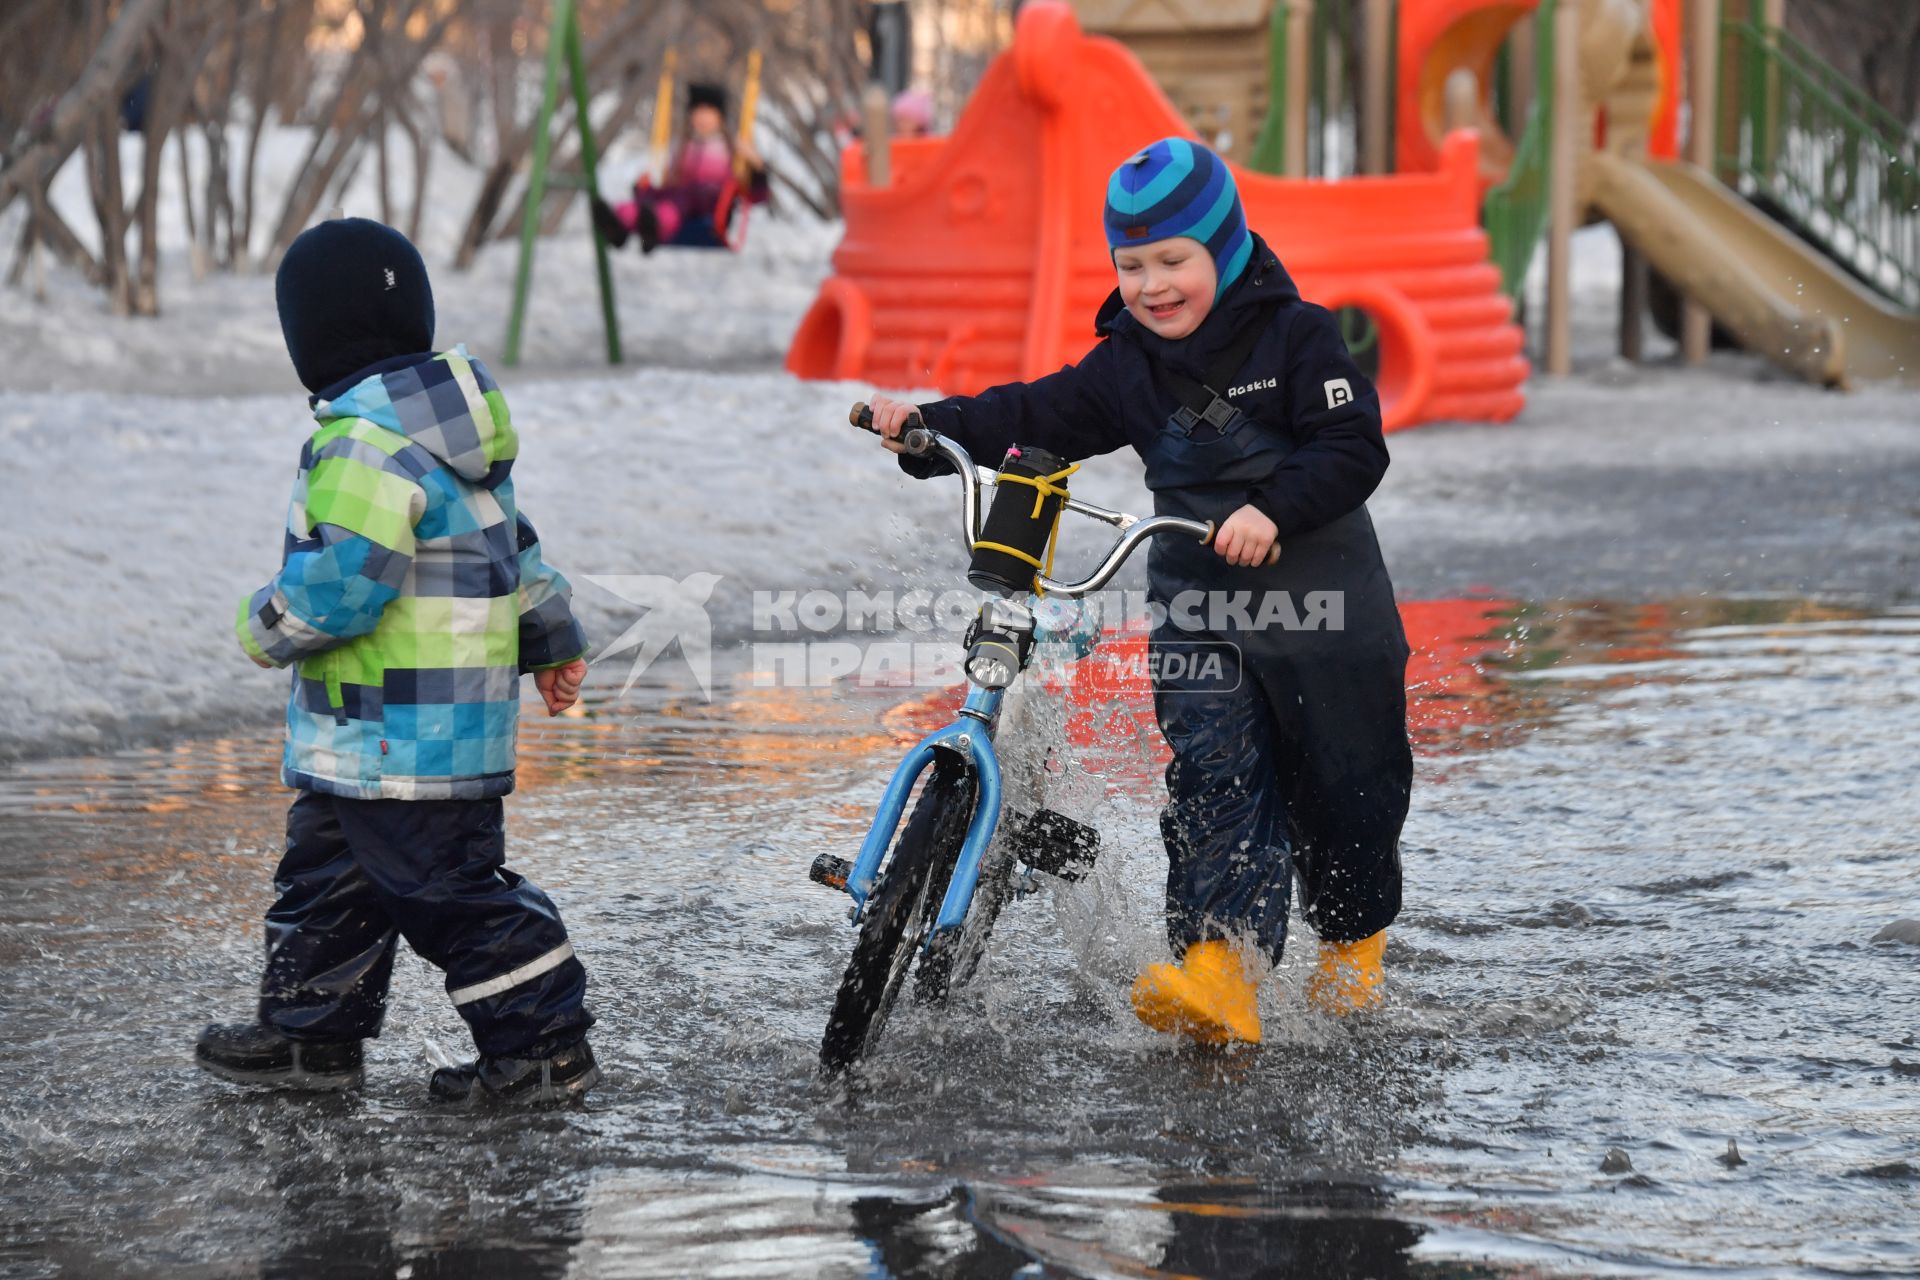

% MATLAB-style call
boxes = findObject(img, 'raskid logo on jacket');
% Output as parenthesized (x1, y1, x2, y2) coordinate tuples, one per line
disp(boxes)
(237, 347, 587, 800)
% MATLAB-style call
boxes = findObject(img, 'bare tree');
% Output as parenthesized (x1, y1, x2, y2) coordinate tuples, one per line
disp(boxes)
(1786, 1, 1920, 126)
(0, 0, 170, 214)
(2, 0, 885, 314)
(262, 0, 457, 270)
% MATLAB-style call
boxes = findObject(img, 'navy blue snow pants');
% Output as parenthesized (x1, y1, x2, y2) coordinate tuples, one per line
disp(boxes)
(258, 791, 592, 1058)
(1150, 608, 1410, 966)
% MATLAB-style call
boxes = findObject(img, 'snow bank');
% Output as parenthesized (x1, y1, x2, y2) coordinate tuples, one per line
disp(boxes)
(0, 364, 1161, 760)
(6, 127, 1917, 763)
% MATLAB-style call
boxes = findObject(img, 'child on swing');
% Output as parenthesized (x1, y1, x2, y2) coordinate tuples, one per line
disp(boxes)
(592, 81, 769, 254)
(864, 138, 1411, 1048)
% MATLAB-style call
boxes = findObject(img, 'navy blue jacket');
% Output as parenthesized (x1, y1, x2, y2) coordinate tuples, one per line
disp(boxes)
(905, 234, 1388, 540)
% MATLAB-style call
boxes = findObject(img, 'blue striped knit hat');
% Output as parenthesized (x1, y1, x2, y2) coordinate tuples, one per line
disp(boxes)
(1103, 138, 1252, 301)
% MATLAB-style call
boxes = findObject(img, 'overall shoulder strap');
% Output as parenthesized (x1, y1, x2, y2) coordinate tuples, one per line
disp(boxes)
(1164, 305, 1277, 434)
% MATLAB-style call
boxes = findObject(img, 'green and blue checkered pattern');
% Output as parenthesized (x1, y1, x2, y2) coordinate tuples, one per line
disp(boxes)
(238, 347, 587, 800)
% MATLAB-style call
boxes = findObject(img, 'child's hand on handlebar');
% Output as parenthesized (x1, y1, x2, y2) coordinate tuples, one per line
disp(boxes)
(867, 395, 920, 454)
(1214, 504, 1280, 567)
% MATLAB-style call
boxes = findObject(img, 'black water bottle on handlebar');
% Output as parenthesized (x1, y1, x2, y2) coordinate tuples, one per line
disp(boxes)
(967, 444, 1071, 597)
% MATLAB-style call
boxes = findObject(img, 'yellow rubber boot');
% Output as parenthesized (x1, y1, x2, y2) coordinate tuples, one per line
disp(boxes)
(1304, 930, 1386, 1015)
(1130, 940, 1262, 1046)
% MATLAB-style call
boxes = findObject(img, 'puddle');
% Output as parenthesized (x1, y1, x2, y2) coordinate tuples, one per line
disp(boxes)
(1, 597, 1916, 1277)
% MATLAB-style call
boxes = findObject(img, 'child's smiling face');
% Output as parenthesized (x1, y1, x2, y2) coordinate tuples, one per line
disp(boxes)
(689, 103, 725, 139)
(1114, 237, 1216, 339)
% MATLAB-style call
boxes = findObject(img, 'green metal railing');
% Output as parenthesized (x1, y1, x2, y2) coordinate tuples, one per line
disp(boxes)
(1721, 19, 1920, 309)
(1483, 0, 1555, 298)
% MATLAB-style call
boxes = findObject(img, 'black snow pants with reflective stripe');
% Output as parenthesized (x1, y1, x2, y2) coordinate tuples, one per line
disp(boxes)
(258, 792, 592, 1058)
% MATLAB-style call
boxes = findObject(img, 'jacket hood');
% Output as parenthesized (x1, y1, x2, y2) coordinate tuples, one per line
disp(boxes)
(312, 345, 518, 487)
(1094, 232, 1300, 381)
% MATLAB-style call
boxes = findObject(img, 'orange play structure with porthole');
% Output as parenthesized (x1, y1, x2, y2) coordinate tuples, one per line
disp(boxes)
(786, 1, 1528, 431)
(1395, 0, 1680, 183)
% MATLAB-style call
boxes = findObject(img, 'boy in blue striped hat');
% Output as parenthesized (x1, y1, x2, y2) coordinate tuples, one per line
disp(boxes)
(867, 137, 1411, 1048)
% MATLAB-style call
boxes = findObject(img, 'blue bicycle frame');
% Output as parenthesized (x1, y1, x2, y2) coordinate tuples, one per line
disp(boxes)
(843, 682, 1006, 944)
(828, 418, 1219, 952)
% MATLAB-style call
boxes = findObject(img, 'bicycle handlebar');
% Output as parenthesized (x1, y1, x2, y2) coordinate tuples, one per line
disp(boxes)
(850, 401, 1279, 596)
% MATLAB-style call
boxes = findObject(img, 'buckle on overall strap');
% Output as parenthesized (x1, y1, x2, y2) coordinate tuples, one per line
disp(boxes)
(1172, 393, 1244, 437)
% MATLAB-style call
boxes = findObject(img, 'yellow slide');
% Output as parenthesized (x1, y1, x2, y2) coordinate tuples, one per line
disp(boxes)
(1569, 0, 1918, 388)
(1589, 152, 1919, 387)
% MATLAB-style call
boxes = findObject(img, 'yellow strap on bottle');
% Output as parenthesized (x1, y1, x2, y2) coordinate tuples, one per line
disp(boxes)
(970, 540, 1045, 570)
(970, 461, 1078, 594)
(994, 462, 1079, 518)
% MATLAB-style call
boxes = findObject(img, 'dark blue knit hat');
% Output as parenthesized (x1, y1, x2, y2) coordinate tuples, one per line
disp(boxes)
(276, 218, 435, 395)
(1103, 138, 1252, 300)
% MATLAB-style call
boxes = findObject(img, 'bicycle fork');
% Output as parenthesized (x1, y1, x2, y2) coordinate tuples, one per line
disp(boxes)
(817, 684, 1006, 945)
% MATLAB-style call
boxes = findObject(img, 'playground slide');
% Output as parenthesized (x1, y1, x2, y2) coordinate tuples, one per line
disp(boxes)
(1589, 152, 1920, 387)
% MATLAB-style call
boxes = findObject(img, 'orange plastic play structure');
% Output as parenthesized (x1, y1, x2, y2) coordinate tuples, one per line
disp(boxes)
(787, 1, 1527, 430)
(1395, 0, 1679, 181)
(1396, 0, 1538, 182)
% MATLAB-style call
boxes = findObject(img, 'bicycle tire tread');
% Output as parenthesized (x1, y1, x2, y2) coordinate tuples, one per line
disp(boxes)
(818, 763, 971, 1075)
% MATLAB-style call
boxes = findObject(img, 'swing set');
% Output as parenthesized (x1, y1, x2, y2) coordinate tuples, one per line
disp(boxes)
(502, 1, 763, 367)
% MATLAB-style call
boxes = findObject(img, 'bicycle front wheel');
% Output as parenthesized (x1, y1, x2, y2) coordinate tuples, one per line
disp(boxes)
(819, 758, 974, 1076)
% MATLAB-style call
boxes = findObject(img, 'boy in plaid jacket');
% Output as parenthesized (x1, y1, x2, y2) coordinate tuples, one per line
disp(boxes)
(196, 219, 599, 1104)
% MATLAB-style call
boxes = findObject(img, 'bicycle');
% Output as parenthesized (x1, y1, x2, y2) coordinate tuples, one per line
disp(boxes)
(810, 403, 1272, 1074)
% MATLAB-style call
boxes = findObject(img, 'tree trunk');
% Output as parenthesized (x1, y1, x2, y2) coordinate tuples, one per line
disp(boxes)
(132, 40, 198, 316)
(0, 0, 172, 216)
(237, 0, 292, 268)
(377, 103, 394, 225)
(88, 115, 132, 316)
(178, 116, 206, 279)
(396, 94, 431, 243)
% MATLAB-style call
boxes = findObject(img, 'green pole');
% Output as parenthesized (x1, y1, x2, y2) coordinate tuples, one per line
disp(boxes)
(504, 0, 573, 368)
(1249, 2, 1290, 174)
(1385, 0, 1398, 170)
(1309, 0, 1328, 176)
(565, 12, 621, 363)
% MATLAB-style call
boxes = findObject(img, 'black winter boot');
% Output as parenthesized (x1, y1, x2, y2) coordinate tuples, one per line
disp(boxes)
(636, 204, 661, 255)
(195, 1022, 365, 1091)
(429, 1037, 600, 1106)
(588, 195, 629, 249)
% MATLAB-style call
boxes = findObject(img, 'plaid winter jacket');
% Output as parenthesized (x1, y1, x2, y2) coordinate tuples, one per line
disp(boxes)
(237, 347, 588, 800)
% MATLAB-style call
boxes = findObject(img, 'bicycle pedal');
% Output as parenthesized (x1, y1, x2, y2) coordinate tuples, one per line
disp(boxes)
(1006, 808, 1100, 881)
(809, 854, 854, 892)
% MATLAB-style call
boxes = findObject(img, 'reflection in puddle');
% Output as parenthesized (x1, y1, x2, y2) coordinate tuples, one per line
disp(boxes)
(3, 596, 1890, 819)
(2, 597, 1916, 1278)
(568, 1171, 1536, 1280)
